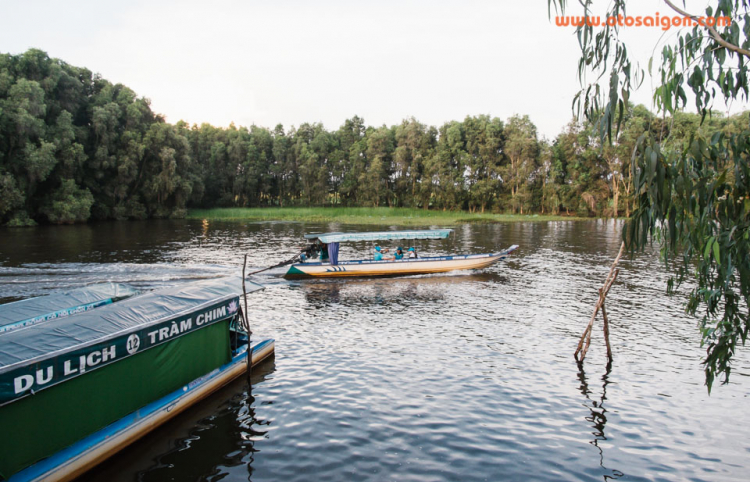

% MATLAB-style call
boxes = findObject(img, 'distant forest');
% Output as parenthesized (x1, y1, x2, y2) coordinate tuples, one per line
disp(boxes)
(1, 49, 748, 225)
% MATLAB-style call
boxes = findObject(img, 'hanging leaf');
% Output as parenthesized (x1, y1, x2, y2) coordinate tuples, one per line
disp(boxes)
(705, 236, 715, 260)
(713, 238, 721, 266)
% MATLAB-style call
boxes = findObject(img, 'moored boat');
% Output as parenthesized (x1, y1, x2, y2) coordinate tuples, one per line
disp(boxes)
(284, 229, 518, 279)
(0, 278, 274, 482)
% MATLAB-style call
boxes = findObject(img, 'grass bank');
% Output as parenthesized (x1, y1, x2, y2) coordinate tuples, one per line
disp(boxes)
(186, 207, 588, 225)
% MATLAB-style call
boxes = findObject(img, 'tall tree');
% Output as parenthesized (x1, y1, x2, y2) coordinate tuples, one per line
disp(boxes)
(360, 126, 394, 207)
(394, 118, 435, 208)
(503, 115, 540, 213)
(464, 115, 505, 213)
(337, 116, 368, 206)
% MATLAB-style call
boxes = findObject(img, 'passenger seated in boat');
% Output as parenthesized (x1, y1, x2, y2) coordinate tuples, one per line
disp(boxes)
(407, 247, 417, 258)
(319, 241, 329, 262)
(373, 245, 389, 261)
(394, 247, 404, 260)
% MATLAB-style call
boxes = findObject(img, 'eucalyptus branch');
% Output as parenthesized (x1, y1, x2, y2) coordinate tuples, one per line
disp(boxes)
(663, 0, 750, 59)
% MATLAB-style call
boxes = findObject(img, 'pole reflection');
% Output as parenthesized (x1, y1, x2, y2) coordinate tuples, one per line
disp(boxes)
(576, 361, 624, 481)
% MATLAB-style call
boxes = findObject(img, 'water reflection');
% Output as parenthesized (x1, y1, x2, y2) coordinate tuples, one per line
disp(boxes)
(3, 220, 750, 481)
(577, 362, 624, 481)
(296, 272, 508, 308)
(78, 358, 276, 482)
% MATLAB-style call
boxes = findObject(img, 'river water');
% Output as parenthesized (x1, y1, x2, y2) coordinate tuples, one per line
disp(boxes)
(1, 219, 748, 481)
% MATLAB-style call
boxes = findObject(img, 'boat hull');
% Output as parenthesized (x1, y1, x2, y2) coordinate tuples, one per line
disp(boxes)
(285, 246, 517, 279)
(8, 340, 275, 482)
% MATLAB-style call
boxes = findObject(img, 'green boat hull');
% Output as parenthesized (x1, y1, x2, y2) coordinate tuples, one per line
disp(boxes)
(0, 320, 231, 480)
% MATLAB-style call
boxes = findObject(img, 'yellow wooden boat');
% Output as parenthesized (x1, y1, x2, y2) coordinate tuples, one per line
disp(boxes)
(284, 230, 518, 279)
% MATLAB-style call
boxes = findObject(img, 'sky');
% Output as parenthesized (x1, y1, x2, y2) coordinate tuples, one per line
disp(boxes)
(0, 0, 743, 139)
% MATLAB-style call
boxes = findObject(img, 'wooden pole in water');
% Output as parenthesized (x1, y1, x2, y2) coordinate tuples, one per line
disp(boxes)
(600, 293, 613, 361)
(577, 270, 619, 361)
(574, 242, 624, 363)
(242, 254, 253, 382)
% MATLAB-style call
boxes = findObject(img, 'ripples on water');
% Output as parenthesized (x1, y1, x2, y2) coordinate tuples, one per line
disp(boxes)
(1, 220, 748, 481)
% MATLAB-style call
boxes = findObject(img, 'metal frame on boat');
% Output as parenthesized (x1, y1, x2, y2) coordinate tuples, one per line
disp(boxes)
(0, 278, 274, 482)
(285, 229, 518, 279)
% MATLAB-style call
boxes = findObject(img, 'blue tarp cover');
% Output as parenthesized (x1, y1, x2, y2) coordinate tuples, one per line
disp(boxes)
(0, 283, 140, 334)
(0, 277, 263, 374)
(304, 229, 453, 244)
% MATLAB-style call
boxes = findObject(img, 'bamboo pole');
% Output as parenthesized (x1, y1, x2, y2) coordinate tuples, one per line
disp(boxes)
(242, 254, 253, 382)
(601, 295, 612, 361)
(576, 268, 620, 361)
(574, 242, 624, 362)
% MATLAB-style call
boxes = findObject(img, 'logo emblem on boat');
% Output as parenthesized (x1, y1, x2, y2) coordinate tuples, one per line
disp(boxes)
(126, 334, 141, 355)
(228, 300, 238, 313)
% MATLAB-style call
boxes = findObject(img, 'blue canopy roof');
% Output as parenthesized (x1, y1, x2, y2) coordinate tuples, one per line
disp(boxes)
(304, 229, 453, 244)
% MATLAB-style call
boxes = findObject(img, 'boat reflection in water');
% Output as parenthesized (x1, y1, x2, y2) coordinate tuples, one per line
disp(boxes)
(296, 272, 510, 307)
(78, 359, 277, 482)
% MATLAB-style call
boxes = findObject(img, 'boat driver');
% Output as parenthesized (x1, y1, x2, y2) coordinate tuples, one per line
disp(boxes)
(299, 243, 317, 262)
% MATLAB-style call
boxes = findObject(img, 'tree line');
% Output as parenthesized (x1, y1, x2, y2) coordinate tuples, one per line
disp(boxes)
(1, 49, 748, 225)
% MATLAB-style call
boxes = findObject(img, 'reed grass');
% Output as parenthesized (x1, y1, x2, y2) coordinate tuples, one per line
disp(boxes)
(187, 207, 587, 225)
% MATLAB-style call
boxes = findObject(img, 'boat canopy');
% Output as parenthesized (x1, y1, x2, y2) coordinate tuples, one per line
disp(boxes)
(0, 283, 140, 334)
(304, 229, 453, 244)
(0, 277, 263, 406)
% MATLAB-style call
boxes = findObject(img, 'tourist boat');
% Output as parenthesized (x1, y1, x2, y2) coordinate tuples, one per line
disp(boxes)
(284, 229, 518, 279)
(0, 278, 275, 482)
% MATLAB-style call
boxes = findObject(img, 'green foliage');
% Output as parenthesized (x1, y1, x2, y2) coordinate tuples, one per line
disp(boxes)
(5, 212, 37, 227)
(626, 125, 750, 391)
(550, 0, 750, 390)
(41, 178, 94, 224)
(0, 49, 195, 225)
(0, 170, 23, 216)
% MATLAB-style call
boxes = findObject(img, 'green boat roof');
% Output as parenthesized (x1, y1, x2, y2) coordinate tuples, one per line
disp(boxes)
(304, 229, 453, 244)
